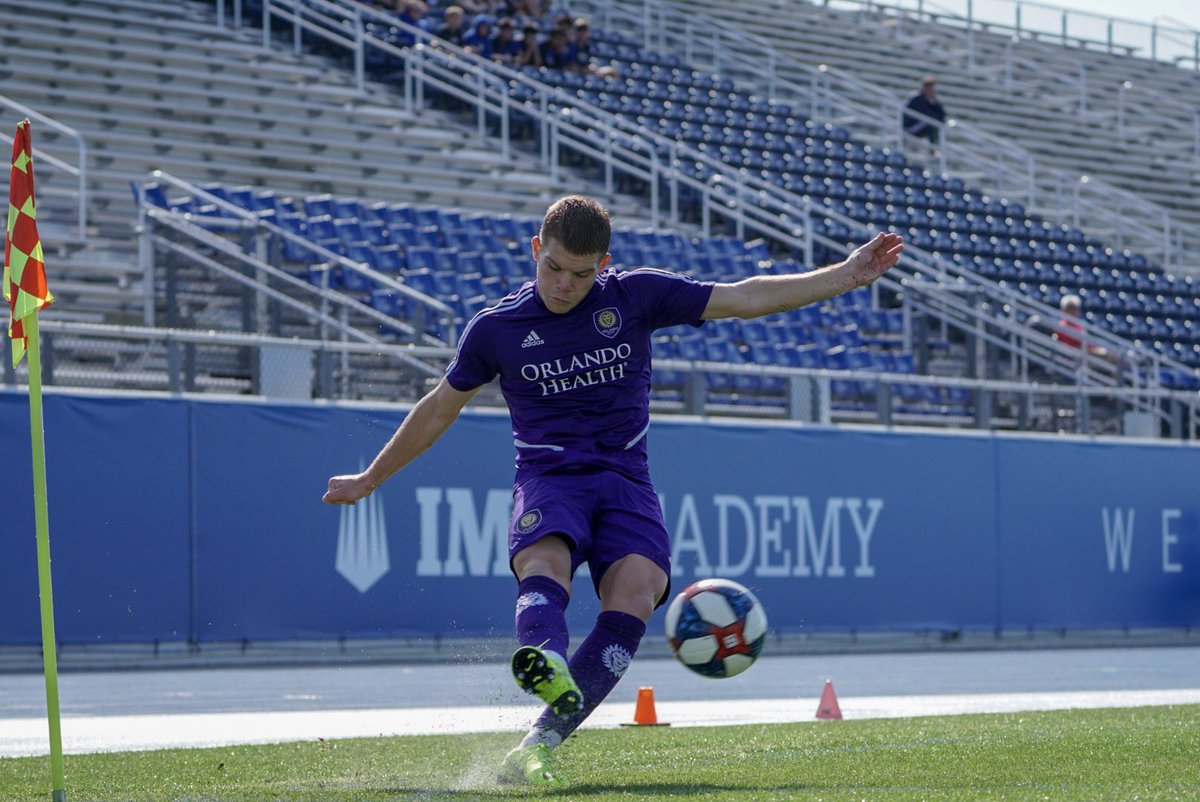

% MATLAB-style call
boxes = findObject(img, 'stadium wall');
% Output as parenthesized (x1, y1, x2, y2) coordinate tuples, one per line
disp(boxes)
(1, 391, 1197, 645)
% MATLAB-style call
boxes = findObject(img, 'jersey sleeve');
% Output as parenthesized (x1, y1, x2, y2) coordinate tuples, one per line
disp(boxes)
(623, 268, 715, 330)
(444, 311, 499, 391)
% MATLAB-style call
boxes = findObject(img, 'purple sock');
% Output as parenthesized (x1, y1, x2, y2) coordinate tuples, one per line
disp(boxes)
(526, 610, 646, 746)
(514, 575, 570, 657)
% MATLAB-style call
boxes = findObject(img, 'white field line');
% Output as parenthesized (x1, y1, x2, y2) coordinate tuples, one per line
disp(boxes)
(3, 688, 1200, 757)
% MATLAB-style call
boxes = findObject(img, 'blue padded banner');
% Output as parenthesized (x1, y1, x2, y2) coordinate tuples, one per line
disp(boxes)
(0, 393, 191, 643)
(1, 392, 1196, 644)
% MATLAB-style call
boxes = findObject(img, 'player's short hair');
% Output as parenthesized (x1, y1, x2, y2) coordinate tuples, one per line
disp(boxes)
(540, 195, 611, 257)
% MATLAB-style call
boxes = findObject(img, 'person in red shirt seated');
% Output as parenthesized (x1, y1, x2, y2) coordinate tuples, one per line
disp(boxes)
(1054, 294, 1113, 361)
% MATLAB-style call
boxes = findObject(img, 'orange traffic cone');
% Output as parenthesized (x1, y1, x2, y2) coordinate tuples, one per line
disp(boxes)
(620, 686, 671, 726)
(815, 679, 843, 720)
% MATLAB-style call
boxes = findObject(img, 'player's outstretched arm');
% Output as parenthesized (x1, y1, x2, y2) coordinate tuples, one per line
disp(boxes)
(322, 378, 480, 505)
(702, 232, 904, 320)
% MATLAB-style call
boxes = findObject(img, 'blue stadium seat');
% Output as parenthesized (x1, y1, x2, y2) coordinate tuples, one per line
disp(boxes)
(304, 194, 334, 218)
(342, 245, 380, 291)
(369, 287, 408, 318)
(334, 218, 370, 245)
(380, 203, 416, 228)
(404, 245, 439, 274)
(388, 225, 420, 248)
(374, 244, 404, 274)
(305, 214, 337, 243)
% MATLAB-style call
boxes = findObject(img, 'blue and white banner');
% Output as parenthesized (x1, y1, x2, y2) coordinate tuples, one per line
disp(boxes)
(1, 392, 1197, 644)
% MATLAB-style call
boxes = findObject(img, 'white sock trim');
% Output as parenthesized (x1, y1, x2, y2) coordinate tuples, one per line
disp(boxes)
(519, 728, 564, 750)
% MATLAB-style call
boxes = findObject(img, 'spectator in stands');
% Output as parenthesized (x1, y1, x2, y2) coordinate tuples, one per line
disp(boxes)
(552, 12, 574, 39)
(540, 26, 576, 70)
(434, 5, 468, 48)
(903, 76, 946, 150)
(1053, 293, 1113, 362)
(506, 0, 548, 20)
(515, 21, 543, 67)
(567, 18, 616, 78)
(490, 16, 523, 64)
(394, 0, 429, 45)
(465, 14, 495, 57)
(324, 194, 904, 791)
(454, 0, 491, 13)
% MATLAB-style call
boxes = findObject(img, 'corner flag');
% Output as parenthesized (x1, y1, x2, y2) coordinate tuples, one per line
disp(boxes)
(6, 118, 67, 802)
(5, 118, 54, 366)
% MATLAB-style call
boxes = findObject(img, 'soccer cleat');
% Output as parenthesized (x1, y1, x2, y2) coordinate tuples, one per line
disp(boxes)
(510, 645, 584, 716)
(497, 742, 568, 788)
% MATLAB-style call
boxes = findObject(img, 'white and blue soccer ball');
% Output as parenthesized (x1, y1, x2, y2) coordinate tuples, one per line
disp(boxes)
(665, 578, 767, 678)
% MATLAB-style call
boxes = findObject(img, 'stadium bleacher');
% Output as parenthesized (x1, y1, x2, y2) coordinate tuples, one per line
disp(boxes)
(0, 0, 648, 325)
(142, 179, 1001, 415)
(326, 0, 1200, 375)
(4, 0, 1196, 431)
(676, 0, 1200, 236)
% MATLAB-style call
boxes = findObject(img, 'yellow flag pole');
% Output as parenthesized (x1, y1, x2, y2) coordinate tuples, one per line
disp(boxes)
(25, 313, 66, 802)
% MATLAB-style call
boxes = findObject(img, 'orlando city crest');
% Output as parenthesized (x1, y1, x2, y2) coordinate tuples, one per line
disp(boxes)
(516, 509, 543, 534)
(593, 307, 622, 338)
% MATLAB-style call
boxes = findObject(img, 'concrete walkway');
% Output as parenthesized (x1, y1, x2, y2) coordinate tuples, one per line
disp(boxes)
(3, 646, 1198, 757)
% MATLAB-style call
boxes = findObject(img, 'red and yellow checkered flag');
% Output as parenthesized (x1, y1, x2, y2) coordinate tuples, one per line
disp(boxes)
(4, 118, 53, 367)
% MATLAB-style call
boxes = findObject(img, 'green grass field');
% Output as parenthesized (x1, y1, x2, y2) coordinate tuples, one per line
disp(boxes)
(2, 705, 1198, 801)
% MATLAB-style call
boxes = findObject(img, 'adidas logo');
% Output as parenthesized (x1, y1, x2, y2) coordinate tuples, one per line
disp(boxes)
(522, 330, 545, 348)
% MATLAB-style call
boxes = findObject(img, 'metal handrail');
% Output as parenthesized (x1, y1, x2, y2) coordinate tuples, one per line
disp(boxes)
(0, 95, 87, 238)
(582, 0, 1192, 269)
(139, 206, 453, 381)
(7, 320, 1194, 437)
(41, 320, 451, 361)
(144, 170, 457, 345)
(142, 213, 453, 380)
(225, 0, 1195, 403)
(986, 29, 1200, 171)
(1116, 81, 1200, 167)
(213, 0, 1196, 266)
(832, 0, 1200, 69)
(263, 0, 811, 218)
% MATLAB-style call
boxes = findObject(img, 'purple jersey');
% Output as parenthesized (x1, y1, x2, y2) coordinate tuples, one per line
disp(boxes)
(446, 267, 714, 479)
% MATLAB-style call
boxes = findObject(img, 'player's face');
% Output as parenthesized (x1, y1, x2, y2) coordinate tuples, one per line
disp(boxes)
(532, 236, 609, 314)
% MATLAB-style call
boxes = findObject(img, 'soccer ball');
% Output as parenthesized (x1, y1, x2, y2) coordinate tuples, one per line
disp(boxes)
(665, 578, 767, 678)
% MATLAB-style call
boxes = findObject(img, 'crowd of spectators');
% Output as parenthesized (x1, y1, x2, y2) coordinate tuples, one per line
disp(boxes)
(373, 1, 614, 76)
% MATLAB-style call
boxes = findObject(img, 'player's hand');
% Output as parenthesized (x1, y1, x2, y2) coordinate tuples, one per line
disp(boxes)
(323, 473, 376, 505)
(846, 232, 904, 286)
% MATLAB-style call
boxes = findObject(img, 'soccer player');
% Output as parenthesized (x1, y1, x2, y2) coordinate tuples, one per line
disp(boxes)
(323, 196, 903, 787)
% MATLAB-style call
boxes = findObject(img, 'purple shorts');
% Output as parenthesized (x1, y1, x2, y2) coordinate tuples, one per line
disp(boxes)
(509, 467, 672, 605)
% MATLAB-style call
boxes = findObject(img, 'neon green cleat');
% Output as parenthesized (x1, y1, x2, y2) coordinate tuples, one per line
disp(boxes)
(497, 742, 569, 788)
(510, 645, 584, 717)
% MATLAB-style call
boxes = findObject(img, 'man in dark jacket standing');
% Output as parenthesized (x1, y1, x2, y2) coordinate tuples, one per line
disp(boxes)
(903, 76, 946, 145)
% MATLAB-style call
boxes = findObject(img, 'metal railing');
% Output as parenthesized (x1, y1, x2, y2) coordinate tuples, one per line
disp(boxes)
(206, 0, 1196, 421)
(824, 0, 1200, 69)
(3, 320, 447, 399)
(0, 95, 87, 239)
(250, 0, 843, 236)
(139, 176, 1193, 438)
(231, 0, 1190, 391)
(575, 0, 1194, 270)
(989, 38, 1200, 170)
(135, 172, 462, 398)
(1115, 80, 1200, 167)
(4, 318, 1196, 437)
(246, 0, 1191, 268)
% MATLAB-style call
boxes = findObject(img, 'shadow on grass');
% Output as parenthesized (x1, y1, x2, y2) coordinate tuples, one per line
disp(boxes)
(568, 783, 812, 796)
(376, 782, 811, 798)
